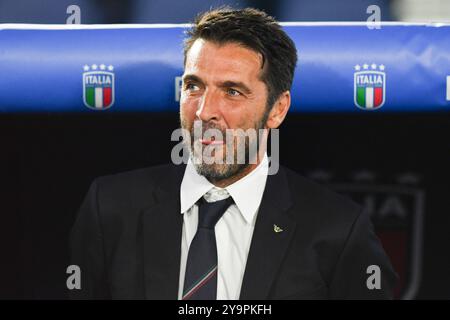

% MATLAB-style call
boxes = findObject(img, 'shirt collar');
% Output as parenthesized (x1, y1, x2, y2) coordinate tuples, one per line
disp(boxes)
(180, 154, 269, 224)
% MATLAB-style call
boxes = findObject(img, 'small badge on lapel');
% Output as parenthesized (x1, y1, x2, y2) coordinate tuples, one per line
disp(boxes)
(273, 224, 283, 233)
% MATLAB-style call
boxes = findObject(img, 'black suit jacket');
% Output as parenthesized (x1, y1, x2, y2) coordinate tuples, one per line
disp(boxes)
(69, 163, 397, 299)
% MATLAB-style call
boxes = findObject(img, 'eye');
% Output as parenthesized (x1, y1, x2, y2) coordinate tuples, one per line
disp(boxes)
(184, 82, 200, 92)
(227, 88, 241, 96)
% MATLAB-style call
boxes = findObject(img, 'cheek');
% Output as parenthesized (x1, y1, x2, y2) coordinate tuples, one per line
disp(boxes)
(225, 110, 247, 128)
(180, 97, 198, 121)
(225, 101, 264, 129)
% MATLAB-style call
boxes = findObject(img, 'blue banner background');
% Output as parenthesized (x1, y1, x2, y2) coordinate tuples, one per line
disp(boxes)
(0, 23, 448, 113)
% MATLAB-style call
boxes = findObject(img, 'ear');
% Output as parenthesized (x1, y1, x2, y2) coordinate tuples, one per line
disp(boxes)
(265, 91, 291, 129)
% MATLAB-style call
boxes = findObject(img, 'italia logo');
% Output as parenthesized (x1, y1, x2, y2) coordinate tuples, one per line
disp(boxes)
(354, 64, 386, 110)
(83, 64, 115, 110)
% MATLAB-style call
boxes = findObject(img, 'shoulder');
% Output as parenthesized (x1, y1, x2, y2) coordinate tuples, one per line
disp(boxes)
(91, 163, 185, 210)
(280, 165, 362, 226)
(94, 163, 180, 189)
(279, 166, 371, 281)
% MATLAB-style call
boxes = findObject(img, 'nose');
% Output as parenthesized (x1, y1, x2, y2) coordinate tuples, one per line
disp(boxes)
(196, 89, 221, 122)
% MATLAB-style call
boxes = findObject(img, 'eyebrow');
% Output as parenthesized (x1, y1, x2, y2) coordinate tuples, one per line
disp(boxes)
(182, 74, 203, 84)
(182, 74, 252, 95)
(218, 81, 252, 95)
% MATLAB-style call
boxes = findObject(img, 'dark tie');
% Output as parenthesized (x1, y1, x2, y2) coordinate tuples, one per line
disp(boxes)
(182, 196, 234, 300)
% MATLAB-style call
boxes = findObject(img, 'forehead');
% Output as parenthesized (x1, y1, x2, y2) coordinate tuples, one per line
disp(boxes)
(184, 39, 263, 81)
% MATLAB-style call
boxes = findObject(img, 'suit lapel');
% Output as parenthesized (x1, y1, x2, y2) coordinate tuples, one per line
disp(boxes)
(240, 166, 296, 300)
(139, 163, 296, 300)
(141, 164, 185, 299)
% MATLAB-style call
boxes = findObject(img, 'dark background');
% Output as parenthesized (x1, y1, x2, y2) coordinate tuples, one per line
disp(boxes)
(1, 112, 449, 299)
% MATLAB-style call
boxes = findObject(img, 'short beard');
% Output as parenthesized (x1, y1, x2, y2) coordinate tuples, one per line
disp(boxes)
(180, 107, 270, 183)
(191, 136, 250, 182)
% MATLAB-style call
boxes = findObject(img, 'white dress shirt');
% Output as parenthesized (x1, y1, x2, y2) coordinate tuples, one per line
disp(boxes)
(178, 154, 269, 300)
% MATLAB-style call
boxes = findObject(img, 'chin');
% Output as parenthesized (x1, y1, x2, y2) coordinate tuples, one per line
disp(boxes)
(194, 161, 250, 182)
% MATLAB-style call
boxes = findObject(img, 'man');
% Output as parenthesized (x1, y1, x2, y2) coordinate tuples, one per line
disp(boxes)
(70, 7, 397, 299)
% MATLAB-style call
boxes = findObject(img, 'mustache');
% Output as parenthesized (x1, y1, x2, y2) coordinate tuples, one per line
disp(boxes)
(190, 120, 227, 137)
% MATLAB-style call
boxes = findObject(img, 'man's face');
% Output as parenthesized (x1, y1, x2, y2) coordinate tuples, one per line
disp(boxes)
(180, 39, 270, 182)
